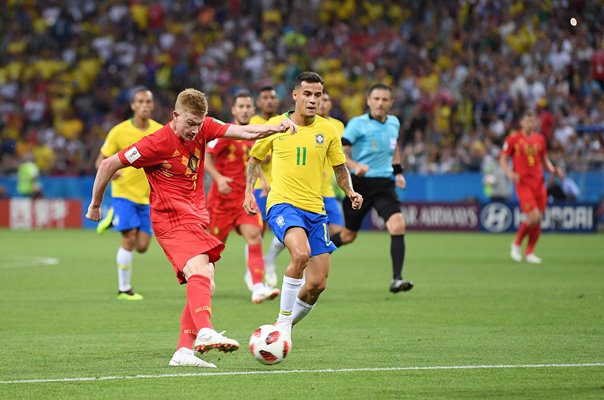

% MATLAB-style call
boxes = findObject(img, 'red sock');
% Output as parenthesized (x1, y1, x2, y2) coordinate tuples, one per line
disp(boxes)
(247, 243, 265, 285)
(186, 274, 213, 331)
(177, 303, 197, 350)
(515, 222, 530, 246)
(526, 224, 541, 255)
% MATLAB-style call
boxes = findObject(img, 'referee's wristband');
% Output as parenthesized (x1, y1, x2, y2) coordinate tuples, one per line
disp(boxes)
(392, 164, 403, 175)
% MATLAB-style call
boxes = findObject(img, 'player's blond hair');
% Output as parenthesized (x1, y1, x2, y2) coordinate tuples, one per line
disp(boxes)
(175, 88, 208, 117)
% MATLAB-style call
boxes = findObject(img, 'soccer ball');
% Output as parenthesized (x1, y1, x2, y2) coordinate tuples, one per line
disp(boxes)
(249, 324, 291, 365)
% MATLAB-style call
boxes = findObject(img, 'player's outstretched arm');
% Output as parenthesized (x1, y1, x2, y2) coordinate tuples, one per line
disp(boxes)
(243, 157, 263, 215)
(86, 154, 126, 222)
(333, 163, 363, 210)
(225, 118, 297, 140)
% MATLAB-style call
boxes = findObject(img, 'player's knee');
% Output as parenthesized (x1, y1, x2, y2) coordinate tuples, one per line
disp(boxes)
(246, 233, 263, 245)
(526, 210, 541, 226)
(136, 244, 149, 254)
(306, 280, 326, 297)
(386, 213, 405, 234)
(122, 237, 136, 251)
(290, 248, 310, 268)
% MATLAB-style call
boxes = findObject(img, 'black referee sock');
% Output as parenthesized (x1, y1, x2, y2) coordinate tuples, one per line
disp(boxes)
(391, 234, 406, 280)
(331, 232, 343, 247)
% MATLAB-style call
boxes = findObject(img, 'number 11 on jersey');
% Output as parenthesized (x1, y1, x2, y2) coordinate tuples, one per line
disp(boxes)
(296, 147, 307, 166)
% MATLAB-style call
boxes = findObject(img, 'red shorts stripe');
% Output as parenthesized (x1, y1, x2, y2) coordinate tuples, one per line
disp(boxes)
(156, 223, 225, 284)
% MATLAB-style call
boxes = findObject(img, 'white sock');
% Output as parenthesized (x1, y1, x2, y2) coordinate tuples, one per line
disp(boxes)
(265, 236, 285, 267)
(252, 283, 264, 293)
(116, 246, 133, 292)
(292, 298, 314, 325)
(277, 276, 304, 324)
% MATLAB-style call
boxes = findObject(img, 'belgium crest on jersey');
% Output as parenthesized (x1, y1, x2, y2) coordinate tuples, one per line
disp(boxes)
(188, 154, 199, 173)
(315, 133, 325, 144)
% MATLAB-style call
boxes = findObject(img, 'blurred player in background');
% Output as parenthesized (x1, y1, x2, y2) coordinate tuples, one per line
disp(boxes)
(205, 91, 280, 303)
(500, 109, 563, 263)
(247, 86, 281, 288)
(331, 83, 414, 294)
(87, 88, 296, 368)
(244, 72, 362, 340)
(95, 87, 163, 300)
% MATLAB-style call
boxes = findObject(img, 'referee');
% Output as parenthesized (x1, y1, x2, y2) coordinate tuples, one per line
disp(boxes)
(331, 83, 413, 294)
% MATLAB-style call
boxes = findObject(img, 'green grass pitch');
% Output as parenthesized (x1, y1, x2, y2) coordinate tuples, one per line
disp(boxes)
(0, 229, 602, 399)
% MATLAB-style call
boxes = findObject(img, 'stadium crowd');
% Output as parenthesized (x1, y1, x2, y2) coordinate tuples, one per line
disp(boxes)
(1, 0, 603, 177)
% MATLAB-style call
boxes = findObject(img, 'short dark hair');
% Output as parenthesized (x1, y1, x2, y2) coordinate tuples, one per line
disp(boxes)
(295, 71, 324, 88)
(367, 83, 392, 96)
(234, 90, 253, 101)
(258, 86, 275, 94)
(130, 86, 150, 102)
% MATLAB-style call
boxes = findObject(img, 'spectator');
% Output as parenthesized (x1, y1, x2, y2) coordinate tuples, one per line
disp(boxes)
(16, 152, 42, 198)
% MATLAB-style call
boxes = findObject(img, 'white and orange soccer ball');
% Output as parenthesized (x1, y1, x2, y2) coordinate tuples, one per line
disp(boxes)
(249, 324, 291, 365)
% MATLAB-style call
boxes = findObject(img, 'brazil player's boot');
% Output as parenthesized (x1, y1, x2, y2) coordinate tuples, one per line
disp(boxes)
(252, 284, 280, 304)
(169, 347, 216, 368)
(96, 207, 114, 234)
(194, 328, 240, 354)
(389, 279, 414, 293)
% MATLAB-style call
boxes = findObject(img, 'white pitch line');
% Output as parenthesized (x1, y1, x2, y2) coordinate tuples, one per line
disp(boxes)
(1, 363, 602, 385)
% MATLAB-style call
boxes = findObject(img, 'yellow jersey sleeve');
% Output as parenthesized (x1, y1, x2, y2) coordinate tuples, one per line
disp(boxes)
(250, 114, 273, 188)
(99, 119, 163, 204)
(321, 117, 346, 197)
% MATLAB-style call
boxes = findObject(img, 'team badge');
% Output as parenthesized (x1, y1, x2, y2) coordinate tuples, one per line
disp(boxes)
(188, 154, 199, 173)
(276, 215, 285, 228)
(315, 133, 324, 144)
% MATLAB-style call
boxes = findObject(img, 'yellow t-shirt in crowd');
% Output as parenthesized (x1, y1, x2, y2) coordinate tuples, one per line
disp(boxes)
(251, 113, 346, 214)
(100, 118, 163, 204)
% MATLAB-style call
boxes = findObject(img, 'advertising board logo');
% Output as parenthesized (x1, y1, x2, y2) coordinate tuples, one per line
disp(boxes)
(480, 203, 513, 233)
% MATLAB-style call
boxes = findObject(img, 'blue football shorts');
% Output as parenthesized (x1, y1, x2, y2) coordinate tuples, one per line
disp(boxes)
(253, 188, 268, 221)
(111, 197, 153, 236)
(323, 196, 344, 226)
(267, 203, 337, 257)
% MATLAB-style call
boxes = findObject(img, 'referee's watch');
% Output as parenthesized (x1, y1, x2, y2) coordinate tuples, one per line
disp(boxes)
(392, 164, 404, 175)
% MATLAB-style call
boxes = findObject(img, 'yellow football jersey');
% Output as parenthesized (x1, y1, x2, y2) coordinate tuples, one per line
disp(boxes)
(100, 118, 163, 204)
(251, 113, 346, 214)
(250, 114, 273, 189)
(321, 116, 345, 197)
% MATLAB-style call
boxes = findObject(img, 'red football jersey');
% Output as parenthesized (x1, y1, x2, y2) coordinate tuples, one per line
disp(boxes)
(206, 137, 255, 208)
(502, 130, 547, 187)
(118, 117, 230, 235)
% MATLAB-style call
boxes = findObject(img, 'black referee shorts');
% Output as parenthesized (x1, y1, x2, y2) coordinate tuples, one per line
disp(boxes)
(342, 175, 402, 232)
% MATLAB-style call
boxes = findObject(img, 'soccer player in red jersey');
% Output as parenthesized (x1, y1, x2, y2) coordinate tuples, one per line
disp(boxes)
(86, 88, 296, 368)
(500, 110, 563, 264)
(205, 91, 280, 304)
